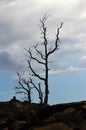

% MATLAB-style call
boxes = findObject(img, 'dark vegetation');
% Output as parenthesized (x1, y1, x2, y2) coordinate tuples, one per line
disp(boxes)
(1, 98, 86, 130)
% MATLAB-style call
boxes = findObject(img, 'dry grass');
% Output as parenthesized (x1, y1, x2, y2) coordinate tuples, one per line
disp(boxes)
(2, 128, 8, 130)
(33, 122, 72, 130)
(1, 100, 86, 130)
(61, 107, 75, 115)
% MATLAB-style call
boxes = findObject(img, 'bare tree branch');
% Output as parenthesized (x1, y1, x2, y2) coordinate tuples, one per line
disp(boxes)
(16, 91, 27, 95)
(27, 59, 45, 81)
(26, 48, 45, 65)
(48, 22, 63, 56)
(29, 78, 43, 104)
(33, 44, 45, 60)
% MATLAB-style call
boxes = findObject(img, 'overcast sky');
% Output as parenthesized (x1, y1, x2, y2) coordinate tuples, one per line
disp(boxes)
(0, 0, 86, 104)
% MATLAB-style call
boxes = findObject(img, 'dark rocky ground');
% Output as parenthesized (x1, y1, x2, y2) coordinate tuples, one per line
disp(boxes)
(0, 98, 86, 130)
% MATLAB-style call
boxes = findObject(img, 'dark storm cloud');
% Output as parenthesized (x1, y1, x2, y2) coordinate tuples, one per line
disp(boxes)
(0, 51, 23, 71)
(0, 20, 31, 49)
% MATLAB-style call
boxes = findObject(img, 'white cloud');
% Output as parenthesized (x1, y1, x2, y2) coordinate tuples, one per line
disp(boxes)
(66, 66, 79, 72)
(81, 56, 86, 61)
(0, 0, 86, 74)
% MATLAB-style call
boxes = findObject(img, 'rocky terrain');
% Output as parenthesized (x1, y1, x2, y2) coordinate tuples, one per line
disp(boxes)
(0, 98, 86, 130)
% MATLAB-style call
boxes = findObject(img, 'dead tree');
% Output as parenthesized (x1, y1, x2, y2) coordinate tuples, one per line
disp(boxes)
(26, 15, 63, 107)
(30, 79, 43, 105)
(15, 72, 32, 104)
(15, 72, 43, 105)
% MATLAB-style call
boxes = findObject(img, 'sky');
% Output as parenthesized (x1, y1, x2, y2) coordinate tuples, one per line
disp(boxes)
(0, 0, 86, 104)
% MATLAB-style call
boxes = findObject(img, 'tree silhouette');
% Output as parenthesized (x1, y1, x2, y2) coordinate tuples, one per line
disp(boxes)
(15, 72, 32, 104)
(15, 72, 43, 105)
(26, 15, 63, 107)
(15, 15, 63, 107)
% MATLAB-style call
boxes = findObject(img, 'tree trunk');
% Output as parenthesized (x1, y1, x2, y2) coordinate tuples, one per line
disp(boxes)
(28, 91, 31, 104)
(44, 52, 49, 107)
(44, 82, 48, 107)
